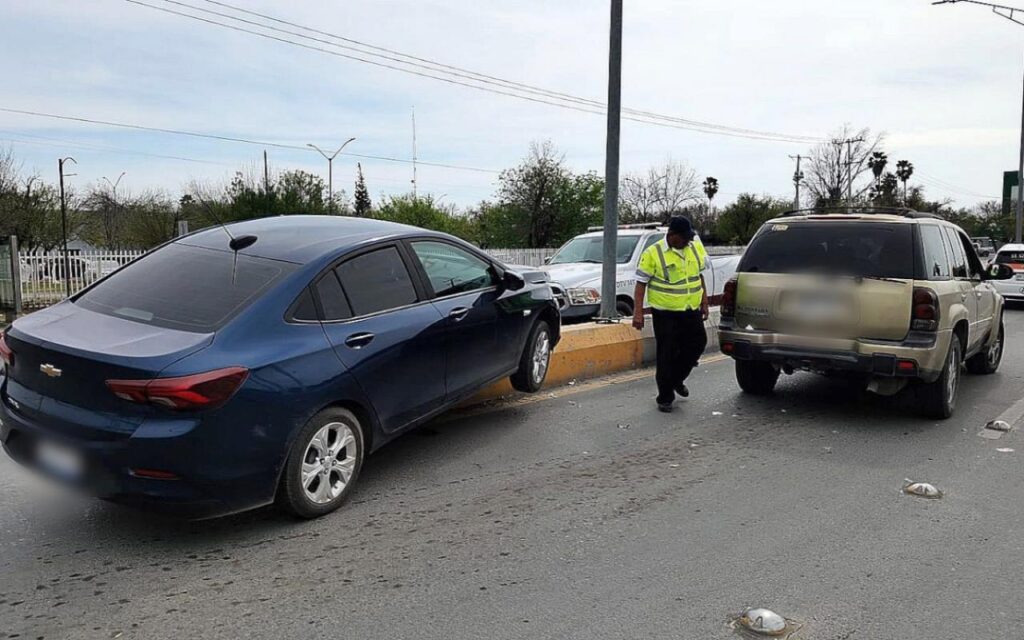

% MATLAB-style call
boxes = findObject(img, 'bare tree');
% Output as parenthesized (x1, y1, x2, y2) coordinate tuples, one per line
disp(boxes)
(620, 159, 701, 223)
(804, 126, 885, 207)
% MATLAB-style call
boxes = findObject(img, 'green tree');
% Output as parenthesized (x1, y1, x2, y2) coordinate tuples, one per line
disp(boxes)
(867, 151, 888, 188)
(354, 163, 372, 216)
(895, 160, 914, 203)
(715, 194, 791, 245)
(374, 194, 477, 241)
(483, 141, 604, 248)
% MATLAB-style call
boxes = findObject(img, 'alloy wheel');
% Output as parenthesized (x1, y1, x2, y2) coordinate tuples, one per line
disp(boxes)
(301, 422, 357, 505)
(531, 331, 551, 385)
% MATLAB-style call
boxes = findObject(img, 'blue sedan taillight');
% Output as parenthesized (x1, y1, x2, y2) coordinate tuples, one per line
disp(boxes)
(106, 367, 249, 410)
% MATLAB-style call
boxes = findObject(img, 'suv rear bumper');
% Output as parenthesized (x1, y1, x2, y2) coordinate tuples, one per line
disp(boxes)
(718, 326, 951, 383)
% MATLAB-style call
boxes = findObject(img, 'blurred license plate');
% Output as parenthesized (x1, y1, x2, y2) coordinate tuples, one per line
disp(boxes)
(36, 440, 84, 480)
(785, 292, 847, 319)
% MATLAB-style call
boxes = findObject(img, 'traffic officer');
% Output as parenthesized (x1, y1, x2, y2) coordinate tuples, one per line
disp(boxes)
(631, 216, 710, 412)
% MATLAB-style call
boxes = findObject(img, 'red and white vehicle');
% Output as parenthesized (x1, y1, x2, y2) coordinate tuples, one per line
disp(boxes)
(990, 243, 1024, 302)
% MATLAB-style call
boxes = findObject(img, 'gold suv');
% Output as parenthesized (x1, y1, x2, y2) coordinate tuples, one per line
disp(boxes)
(718, 209, 1016, 418)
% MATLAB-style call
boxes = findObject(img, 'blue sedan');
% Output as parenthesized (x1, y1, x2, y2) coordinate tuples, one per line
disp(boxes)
(0, 216, 560, 518)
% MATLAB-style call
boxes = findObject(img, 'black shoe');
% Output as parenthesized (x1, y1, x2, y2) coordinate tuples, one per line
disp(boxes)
(657, 402, 674, 413)
(675, 383, 689, 398)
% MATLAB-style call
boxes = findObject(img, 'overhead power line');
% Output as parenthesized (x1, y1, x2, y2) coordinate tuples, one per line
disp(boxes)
(123, 0, 823, 144)
(0, 129, 230, 165)
(0, 106, 500, 174)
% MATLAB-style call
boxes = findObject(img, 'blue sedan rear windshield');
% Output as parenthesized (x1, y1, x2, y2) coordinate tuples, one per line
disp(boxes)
(75, 243, 296, 332)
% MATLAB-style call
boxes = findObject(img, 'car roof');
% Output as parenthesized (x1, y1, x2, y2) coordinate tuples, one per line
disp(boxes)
(764, 212, 948, 226)
(576, 228, 664, 239)
(176, 215, 444, 264)
(998, 243, 1024, 252)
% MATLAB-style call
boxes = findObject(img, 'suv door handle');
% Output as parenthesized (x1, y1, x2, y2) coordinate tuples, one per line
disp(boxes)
(961, 292, 968, 301)
(344, 332, 375, 349)
(448, 307, 470, 322)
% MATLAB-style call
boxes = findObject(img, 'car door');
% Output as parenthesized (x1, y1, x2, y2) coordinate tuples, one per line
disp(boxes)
(956, 230, 995, 344)
(942, 226, 980, 350)
(406, 239, 509, 400)
(317, 243, 447, 434)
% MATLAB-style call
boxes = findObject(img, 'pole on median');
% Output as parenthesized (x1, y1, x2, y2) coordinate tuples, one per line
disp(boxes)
(58, 157, 76, 299)
(1017, 52, 1024, 242)
(598, 0, 623, 322)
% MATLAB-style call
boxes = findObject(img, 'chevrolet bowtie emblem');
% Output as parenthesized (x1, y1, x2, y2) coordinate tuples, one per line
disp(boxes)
(39, 364, 62, 378)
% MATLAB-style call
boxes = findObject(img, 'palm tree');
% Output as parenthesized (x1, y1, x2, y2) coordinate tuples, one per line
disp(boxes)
(702, 177, 719, 228)
(868, 152, 888, 189)
(895, 160, 914, 204)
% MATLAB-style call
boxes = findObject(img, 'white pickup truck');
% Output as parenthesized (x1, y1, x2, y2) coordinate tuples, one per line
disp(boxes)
(543, 224, 742, 321)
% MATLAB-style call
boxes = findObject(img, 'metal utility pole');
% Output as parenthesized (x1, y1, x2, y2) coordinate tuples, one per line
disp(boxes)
(264, 149, 271, 215)
(411, 107, 418, 200)
(58, 157, 76, 298)
(307, 138, 356, 214)
(933, 0, 1024, 241)
(598, 0, 623, 322)
(789, 155, 805, 210)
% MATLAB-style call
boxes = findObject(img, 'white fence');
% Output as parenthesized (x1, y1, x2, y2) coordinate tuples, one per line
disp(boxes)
(20, 250, 144, 308)
(487, 248, 558, 267)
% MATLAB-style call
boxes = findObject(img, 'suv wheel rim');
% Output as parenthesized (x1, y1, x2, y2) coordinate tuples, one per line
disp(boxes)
(532, 331, 551, 384)
(988, 330, 1003, 367)
(301, 422, 357, 504)
(947, 346, 959, 408)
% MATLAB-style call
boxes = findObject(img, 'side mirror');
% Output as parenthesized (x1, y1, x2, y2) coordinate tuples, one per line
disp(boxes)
(543, 257, 552, 265)
(988, 263, 1015, 281)
(502, 270, 526, 291)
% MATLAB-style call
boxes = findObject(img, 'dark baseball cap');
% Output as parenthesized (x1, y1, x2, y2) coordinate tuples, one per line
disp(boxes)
(667, 216, 695, 239)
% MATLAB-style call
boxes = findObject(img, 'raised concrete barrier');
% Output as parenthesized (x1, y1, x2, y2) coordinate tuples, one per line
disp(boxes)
(470, 309, 721, 403)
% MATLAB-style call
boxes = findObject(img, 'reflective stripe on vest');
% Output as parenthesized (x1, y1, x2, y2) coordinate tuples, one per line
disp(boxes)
(646, 240, 703, 311)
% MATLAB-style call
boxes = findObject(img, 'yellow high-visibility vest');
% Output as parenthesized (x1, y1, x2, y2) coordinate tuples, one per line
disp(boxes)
(637, 237, 708, 311)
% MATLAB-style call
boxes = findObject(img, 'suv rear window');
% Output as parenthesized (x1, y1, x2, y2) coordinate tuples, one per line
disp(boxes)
(739, 222, 915, 279)
(997, 251, 1024, 264)
(76, 243, 295, 332)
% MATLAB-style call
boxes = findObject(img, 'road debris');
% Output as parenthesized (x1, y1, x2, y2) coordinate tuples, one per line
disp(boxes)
(669, 463, 680, 468)
(997, 447, 1014, 453)
(903, 480, 942, 499)
(617, 423, 630, 430)
(689, 443, 699, 449)
(986, 419, 1012, 432)
(736, 607, 787, 636)
(712, 411, 723, 416)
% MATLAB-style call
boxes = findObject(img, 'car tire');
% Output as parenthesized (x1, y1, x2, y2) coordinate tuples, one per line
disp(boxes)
(919, 337, 961, 420)
(510, 320, 552, 393)
(276, 407, 365, 519)
(735, 360, 779, 395)
(616, 299, 634, 318)
(966, 319, 1003, 375)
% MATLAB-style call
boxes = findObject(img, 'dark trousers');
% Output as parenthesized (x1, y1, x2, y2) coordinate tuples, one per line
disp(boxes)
(651, 308, 708, 405)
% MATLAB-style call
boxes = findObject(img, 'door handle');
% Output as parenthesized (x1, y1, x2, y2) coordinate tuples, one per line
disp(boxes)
(344, 332, 375, 349)
(961, 293, 968, 301)
(448, 307, 470, 322)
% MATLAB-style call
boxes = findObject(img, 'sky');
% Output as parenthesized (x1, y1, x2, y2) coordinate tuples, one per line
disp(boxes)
(0, 0, 1021, 209)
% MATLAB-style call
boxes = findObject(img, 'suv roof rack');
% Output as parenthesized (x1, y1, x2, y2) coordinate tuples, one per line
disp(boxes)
(585, 222, 664, 232)
(780, 206, 942, 220)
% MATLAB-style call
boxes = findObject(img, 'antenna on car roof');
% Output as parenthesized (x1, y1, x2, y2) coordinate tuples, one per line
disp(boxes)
(199, 208, 258, 285)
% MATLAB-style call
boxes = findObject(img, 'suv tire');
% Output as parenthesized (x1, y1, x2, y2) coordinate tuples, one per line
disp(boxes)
(735, 360, 779, 395)
(511, 320, 552, 393)
(966, 319, 1003, 375)
(919, 338, 961, 419)
(616, 299, 634, 318)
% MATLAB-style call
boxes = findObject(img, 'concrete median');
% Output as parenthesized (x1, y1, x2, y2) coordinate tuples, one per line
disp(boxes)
(469, 308, 721, 403)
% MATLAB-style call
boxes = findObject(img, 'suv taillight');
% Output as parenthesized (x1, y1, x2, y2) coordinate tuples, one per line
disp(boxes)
(107, 367, 249, 410)
(721, 278, 738, 318)
(911, 287, 939, 331)
(0, 332, 13, 367)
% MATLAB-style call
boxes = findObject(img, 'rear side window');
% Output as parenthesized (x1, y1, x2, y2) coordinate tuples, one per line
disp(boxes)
(942, 227, 967, 278)
(336, 246, 418, 317)
(997, 251, 1024, 264)
(918, 225, 950, 280)
(315, 272, 352, 321)
(75, 243, 294, 332)
(739, 222, 914, 278)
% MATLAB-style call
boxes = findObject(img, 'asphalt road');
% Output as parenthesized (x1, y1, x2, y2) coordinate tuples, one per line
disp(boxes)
(4, 312, 1024, 640)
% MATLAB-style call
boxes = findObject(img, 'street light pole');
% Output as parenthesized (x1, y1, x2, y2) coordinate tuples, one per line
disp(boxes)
(933, 0, 1024, 241)
(308, 138, 356, 214)
(598, 0, 623, 322)
(58, 157, 76, 298)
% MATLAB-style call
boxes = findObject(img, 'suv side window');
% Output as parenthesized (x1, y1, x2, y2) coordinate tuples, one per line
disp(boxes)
(314, 272, 352, 321)
(942, 227, 967, 278)
(641, 234, 661, 254)
(956, 231, 985, 279)
(919, 225, 950, 280)
(336, 246, 418, 317)
(410, 240, 495, 297)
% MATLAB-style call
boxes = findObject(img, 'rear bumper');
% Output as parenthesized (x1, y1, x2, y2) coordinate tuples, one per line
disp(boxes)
(0, 383, 278, 519)
(992, 280, 1024, 299)
(718, 326, 950, 383)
